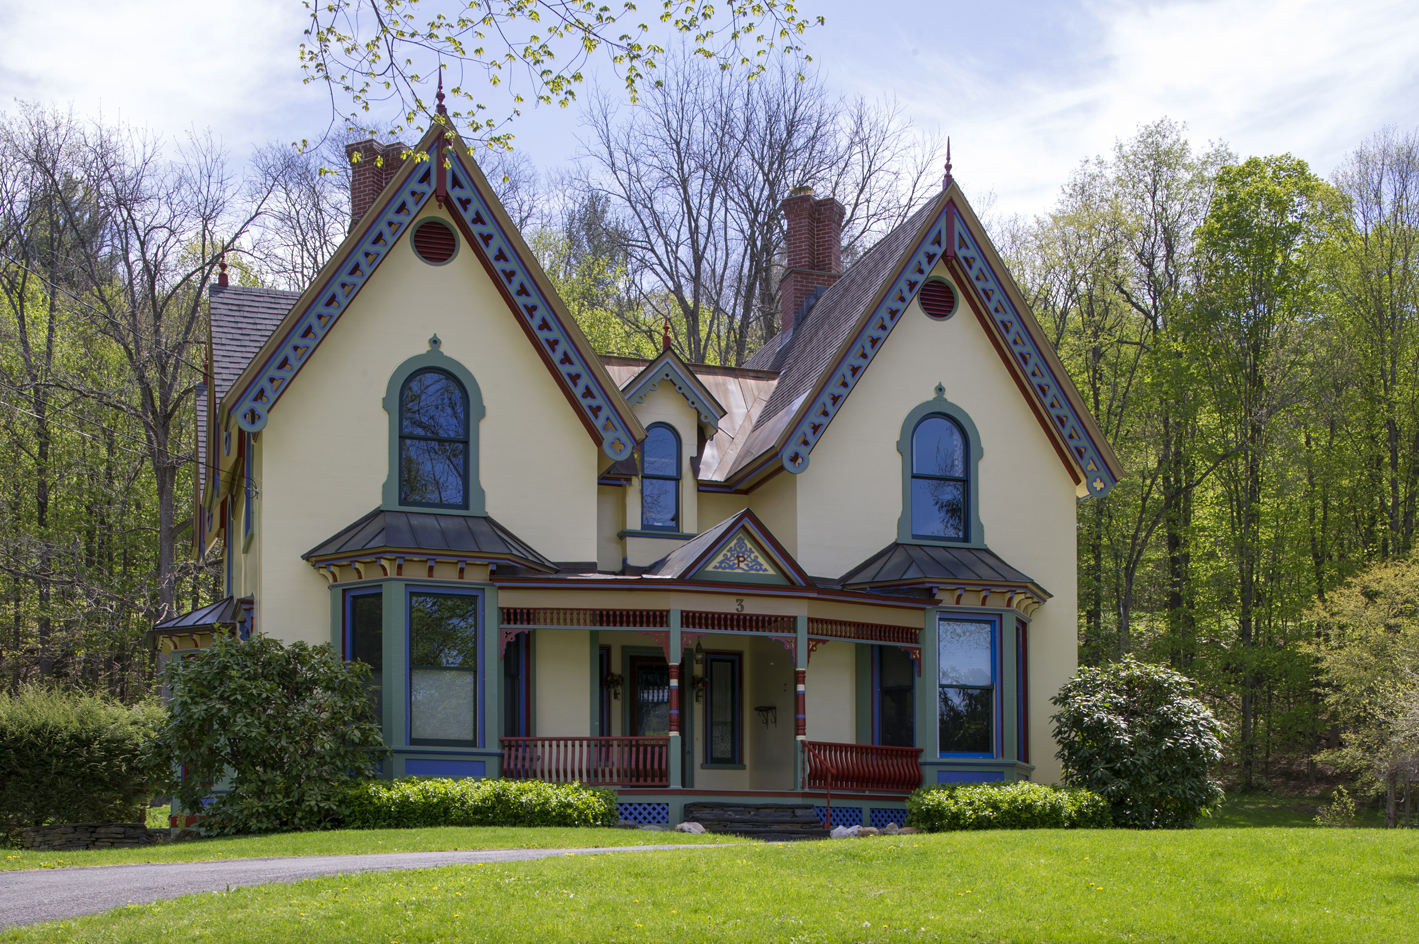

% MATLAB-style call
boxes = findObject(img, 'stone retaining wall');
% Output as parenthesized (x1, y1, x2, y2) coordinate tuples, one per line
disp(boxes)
(21, 823, 171, 851)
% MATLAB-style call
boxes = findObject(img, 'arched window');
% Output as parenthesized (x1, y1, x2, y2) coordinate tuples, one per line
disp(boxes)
(641, 424, 681, 531)
(399, 368, 469, 509)
(911, 415, 969, 541)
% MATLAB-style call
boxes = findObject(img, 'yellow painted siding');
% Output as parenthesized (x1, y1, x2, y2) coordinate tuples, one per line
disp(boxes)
(794, 262, 1079, 781)
(252, 202, 600, 644)
(534, 630, 592, 736)
(805, 640, 855, 743)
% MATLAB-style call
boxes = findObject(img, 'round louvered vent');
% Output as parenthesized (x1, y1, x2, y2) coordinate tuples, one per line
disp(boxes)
(412, 219, 458, 265)
(920, 278, 956, 319)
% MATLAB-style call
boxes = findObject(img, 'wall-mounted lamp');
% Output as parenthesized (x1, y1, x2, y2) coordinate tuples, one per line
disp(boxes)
(693, 639, 705, 665)
(754, 705, 778, 728)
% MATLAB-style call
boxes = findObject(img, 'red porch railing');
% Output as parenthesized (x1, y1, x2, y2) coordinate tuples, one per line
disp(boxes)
(803, 740, 923, 829)
(499, 736, 670, 787)
(803, 741, 923, 794)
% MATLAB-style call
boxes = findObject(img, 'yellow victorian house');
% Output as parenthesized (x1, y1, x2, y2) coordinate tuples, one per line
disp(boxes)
(153, 118, 1121, 833)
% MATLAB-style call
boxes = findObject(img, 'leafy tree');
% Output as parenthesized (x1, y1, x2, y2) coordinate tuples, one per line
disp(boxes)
(146, 634, 387, 836)
(1307, 553, 1419, 827)
(1052, 657, 1225, 828)
(301, 0, 824, 147)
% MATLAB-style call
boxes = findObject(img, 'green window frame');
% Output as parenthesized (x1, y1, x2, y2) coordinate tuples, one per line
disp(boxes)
(382, 340, 487, 516)
(897, 387, 986, 547)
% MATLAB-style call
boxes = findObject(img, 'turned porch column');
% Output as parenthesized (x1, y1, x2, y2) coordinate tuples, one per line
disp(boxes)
(794, 614, 807, 788)
(668, 609, 682, 788)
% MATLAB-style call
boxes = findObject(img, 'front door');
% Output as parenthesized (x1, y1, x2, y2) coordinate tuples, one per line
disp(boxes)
(627, 656, 670, 736)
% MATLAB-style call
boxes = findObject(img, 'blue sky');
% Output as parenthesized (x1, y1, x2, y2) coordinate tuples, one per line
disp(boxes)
(1, 0, 1415, 216)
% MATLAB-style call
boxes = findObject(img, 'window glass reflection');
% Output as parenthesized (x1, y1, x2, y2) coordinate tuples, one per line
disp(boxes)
(399, 369, 469, 508)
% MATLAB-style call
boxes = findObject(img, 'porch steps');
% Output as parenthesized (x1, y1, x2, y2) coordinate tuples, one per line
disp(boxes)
(682, 802, 829, 842)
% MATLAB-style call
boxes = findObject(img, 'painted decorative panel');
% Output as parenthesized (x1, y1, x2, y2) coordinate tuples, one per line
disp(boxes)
(705, 533, 778, 576)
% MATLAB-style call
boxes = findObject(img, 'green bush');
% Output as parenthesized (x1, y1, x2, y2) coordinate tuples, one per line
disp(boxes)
(0, 687, 164, 843)
(905, 781, 1112, 831)
(145, 634, 387, 836)
(1051, 657, 1225, 829)
(338, 777, 618, 829)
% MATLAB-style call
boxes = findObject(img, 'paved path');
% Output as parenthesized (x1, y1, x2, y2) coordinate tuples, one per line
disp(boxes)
(0, 844, 715, 929)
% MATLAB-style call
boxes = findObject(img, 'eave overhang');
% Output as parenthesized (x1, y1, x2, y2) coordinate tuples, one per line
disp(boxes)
(219, 122, 643, 462)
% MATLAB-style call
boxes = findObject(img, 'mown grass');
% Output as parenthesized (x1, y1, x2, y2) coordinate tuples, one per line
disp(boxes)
(5, 828, 1413, 943)
(0, 826, 740, 871)
(1199, 792, 1388, 828)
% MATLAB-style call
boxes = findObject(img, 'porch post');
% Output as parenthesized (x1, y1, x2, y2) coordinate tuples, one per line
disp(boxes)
(794, 614, 807, 789)
(668, 609, 682, 789)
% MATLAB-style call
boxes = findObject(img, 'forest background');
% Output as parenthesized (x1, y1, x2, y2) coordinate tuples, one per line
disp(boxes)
(1, 51, 1416, 806)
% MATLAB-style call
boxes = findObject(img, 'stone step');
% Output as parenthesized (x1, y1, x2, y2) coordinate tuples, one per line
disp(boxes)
(683, 802, 829, 841)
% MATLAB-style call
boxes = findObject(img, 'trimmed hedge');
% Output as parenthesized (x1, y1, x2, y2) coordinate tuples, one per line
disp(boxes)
(0, 688, 164, 844)
(905, 781, 1112, 832)
(338, 778, 618, 829)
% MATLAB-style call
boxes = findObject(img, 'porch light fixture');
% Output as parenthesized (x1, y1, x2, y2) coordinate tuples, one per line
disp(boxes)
(693, 639, 704, 664)
(754, 705, 777, 727)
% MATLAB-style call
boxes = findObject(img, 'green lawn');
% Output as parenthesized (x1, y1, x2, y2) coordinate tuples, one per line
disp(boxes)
(6, 829, 1414, 943)
(1200, 792, 1388, 828)
(0, 826, 740, 872)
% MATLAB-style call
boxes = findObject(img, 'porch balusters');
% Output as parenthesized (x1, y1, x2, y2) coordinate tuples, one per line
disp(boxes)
(499, 736, 670, 787)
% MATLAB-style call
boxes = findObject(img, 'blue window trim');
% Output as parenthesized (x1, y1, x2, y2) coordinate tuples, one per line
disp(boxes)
(640, 422, 681, 532)
(936, 613, 1001, 759)
(702, 650, 742, 766)
(343, 587, 383, 662)
(382, 340, 487, 516)
(897, 387, 986, 548)
(1016, 619, 1029, 765)
(241, 432, 255, 552)
(871, 645, 916, 747)
(405, 584, 485, 749)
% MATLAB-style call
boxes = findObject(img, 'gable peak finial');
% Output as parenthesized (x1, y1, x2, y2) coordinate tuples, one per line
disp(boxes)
(436, 68, 447, 118)
(934, 382, 946, 399)
(218, 252, 229, 287)
(429, 334, 442, 351)
(662, 317, 672, 352)
(943, 138, 953, 189)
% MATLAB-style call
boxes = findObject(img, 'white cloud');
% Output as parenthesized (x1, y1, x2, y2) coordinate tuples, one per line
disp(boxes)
(871, 0, 1419, 215)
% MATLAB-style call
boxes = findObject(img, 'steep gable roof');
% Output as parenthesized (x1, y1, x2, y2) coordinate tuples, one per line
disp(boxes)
(644, 509, 811, 586)
(617, 349, 726, 433)
(220, 123, 643, 462)
(732, 185, 1123, 496)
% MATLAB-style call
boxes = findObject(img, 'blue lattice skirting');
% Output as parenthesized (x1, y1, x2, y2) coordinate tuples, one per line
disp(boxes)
(617, 802, 670, 825)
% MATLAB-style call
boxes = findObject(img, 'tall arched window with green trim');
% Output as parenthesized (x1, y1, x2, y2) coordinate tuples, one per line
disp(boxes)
(399, 368, 469, 509)
(911, 415, 969, 541)
(641, 424, 680, 531)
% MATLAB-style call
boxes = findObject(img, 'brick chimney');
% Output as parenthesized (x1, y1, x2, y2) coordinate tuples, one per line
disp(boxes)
(345, 139, 409, 229)
(779, 187, 846, 334)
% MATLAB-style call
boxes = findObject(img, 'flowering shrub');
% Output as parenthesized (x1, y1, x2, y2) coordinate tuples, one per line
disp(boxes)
(338, 777, 618, 829)
(905, 781, 1112, 831)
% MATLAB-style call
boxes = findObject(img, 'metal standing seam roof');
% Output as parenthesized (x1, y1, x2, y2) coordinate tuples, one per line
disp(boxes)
(839, 542, 1048, 596)
(153, 596, 239, 631)
(302, 508, 557, 572)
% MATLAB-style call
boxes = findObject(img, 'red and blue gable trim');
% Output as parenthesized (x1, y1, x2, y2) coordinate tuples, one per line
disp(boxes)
(439, 150, 635, 461)
(951, 210, 1116, 496)
(231, 167, 435, 433)
(227, 144, 636, 462)
(775, 198, 1117, 498)
(778, 203, 951, 475)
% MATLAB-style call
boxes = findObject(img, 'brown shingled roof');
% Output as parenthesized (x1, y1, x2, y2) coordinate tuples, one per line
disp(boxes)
(209, 285, 299, 400)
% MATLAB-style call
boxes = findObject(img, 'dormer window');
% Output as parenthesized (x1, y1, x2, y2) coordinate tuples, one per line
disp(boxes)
(641, 424, 681, 531)
(911, 414, 969, 541)
(400, 368, 469, 509)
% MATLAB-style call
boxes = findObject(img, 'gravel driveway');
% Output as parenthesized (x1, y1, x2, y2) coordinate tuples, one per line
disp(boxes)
(0, 844, 715, 929)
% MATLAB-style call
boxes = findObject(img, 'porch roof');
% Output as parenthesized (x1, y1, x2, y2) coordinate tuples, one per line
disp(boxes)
(153, 596, 239, 631)
(302, 508, 557, 572)
(839, 543, 1051, 598)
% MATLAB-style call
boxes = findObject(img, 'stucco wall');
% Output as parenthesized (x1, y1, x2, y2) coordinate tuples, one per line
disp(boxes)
(252, 202, 600, 644)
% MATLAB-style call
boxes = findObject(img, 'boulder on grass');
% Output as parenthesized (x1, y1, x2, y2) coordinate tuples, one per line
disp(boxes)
(675, 821, 707, 834)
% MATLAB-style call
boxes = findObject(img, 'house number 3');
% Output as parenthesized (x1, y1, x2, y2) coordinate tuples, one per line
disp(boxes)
(735, 598, 744, 612)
